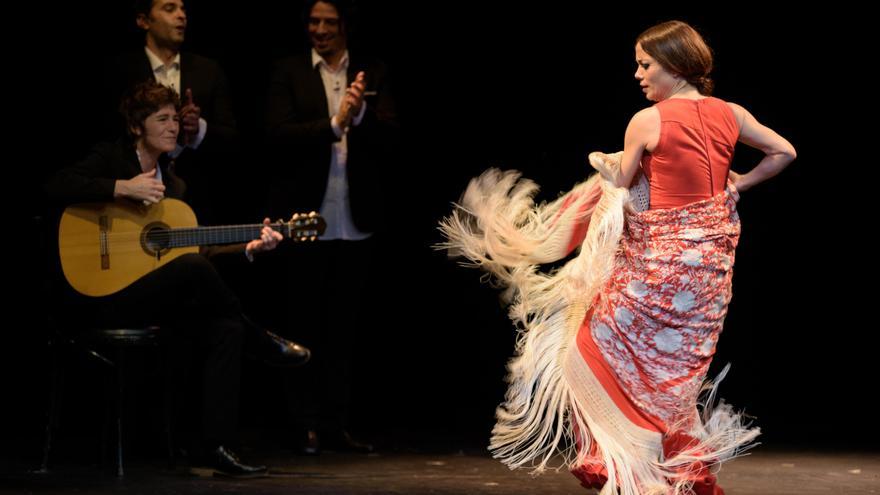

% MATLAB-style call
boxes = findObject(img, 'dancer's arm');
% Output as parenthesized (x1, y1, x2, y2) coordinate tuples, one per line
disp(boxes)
(726, 102, 797, 192)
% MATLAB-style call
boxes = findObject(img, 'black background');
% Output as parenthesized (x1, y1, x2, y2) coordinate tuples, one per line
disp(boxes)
(7, 1, 872, 467)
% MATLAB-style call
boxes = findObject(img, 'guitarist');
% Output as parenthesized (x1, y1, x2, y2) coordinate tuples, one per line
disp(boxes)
(45, 80, 308, 477)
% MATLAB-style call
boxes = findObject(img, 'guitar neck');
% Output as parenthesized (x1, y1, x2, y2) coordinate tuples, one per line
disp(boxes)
(166, 224, 284, 248)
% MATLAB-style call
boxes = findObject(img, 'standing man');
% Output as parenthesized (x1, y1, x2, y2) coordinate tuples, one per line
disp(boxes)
(265, 0, 399, 454)
(103, 0, 239, 224)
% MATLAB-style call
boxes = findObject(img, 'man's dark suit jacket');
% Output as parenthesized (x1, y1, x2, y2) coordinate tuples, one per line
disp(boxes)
(100, 50, 240, 223)
(265, 52, 398, 233)
(103, 50, 237, 150)
(45, 138, 185, 205)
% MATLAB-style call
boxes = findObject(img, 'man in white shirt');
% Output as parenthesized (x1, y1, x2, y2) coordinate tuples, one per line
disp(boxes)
(265, 0, 399, 456)
(102, 0, 239, 224)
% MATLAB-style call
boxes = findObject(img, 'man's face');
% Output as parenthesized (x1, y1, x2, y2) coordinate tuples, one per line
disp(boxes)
(308, 2, 345, 57)
(138, 0, 187, 50)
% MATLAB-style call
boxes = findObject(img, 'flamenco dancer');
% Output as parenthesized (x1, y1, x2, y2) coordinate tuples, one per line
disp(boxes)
(439, 20, 796, 495)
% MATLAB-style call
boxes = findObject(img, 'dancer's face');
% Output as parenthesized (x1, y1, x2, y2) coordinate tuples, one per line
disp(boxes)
(634, 43, 680, 102)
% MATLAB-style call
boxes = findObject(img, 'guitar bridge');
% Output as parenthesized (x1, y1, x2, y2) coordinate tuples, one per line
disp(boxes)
(99, 215, 110, 270)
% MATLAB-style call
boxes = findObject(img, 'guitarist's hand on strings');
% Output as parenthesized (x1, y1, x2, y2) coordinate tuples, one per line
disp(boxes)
(114, 168, 166, 205)
(245, 218, 283, 258)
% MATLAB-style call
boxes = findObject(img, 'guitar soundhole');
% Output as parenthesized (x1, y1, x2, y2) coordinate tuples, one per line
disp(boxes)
(141, 223, 172, 258)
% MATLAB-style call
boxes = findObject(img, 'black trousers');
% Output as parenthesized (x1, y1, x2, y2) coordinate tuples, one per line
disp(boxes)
(63, 253, 244, 448)
(277, 238, 375, 432)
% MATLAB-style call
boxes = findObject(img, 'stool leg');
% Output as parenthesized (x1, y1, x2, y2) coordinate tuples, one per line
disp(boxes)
(115, 349, 125, 477)
(163, 345, 176, 470)
(100, 368, 111, 469)
(39, 341, 63, 473)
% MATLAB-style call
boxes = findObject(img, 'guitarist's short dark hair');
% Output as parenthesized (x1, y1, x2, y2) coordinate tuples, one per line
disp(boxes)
(120, 80, 181, 139)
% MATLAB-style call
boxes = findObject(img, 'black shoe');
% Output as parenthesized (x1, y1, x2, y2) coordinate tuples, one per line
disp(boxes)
(302, 429, 321, 456)
(191, 445, 268, 478)
(243, 316, 310, 367)
(321, 429, 375, 454)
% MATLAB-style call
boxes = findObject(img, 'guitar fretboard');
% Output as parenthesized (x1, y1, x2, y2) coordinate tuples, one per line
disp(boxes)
(158, 224, 283, 248)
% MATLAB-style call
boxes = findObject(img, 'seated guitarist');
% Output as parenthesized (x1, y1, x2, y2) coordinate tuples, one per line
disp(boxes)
(44, 80, 308, 477)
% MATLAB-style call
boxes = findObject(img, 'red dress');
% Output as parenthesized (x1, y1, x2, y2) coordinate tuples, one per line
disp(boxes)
(642, 97, 739, 210)
(571, 98, 743, 494)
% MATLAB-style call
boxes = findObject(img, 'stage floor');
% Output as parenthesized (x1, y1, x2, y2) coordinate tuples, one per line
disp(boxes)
(3, 447, 877, 494)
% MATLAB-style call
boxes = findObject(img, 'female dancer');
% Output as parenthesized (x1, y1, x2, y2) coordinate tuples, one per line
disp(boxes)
(439, 20, 796, 495)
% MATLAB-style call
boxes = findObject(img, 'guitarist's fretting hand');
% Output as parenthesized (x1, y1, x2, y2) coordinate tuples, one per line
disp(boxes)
(114, 168, 166, 205)
(245, 218, 283, 258)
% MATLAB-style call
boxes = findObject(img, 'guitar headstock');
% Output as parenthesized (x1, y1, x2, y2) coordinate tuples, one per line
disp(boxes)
(280, 211, 326, 242)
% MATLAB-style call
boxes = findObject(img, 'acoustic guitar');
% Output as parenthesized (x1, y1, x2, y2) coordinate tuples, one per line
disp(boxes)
(58, 198, 325, 297)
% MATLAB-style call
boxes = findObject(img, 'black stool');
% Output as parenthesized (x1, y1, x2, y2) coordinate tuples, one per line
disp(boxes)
(39, 325, 174, 477)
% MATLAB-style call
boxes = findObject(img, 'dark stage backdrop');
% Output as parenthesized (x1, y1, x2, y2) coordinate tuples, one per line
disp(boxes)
(9, 1, 871, 465)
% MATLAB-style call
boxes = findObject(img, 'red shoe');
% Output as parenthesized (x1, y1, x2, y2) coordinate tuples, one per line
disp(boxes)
(662, 431, 724, 495)
(570, 461, 608, 490)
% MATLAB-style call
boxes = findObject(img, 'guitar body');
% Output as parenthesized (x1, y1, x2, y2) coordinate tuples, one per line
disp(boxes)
(59, 199, 199, 297)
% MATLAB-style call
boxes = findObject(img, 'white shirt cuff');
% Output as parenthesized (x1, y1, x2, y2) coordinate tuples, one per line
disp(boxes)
(188, 118, 208, 149)
(169, 143, 185, 159)
(331, 115, 345, 138)
(352, 101, 367, 127)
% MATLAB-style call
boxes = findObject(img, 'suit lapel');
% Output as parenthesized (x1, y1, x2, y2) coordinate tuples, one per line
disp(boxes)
(347, 58, 356, 87)
(125, 50, 154, 87)
(308, 59, 330, 115)
(162, 162, 186, 200)
(123, 143, 143, 179)
(179, 51, 191, 99)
